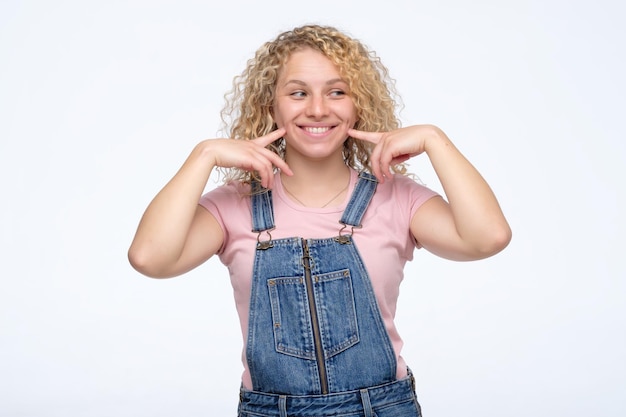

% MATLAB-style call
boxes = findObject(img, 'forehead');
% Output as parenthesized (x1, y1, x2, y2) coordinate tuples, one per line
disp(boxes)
(278, 48, 343, 81)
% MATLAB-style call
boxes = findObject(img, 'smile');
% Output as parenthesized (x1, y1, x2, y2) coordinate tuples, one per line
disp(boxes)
(302, 126, 332, 134)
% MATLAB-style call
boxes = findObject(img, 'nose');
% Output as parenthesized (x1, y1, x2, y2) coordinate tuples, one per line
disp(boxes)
(305, 95, 329, 119)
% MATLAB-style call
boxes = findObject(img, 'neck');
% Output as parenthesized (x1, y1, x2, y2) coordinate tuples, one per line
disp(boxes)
(281, 153, 351, 208)
(283, 148, 348, 186)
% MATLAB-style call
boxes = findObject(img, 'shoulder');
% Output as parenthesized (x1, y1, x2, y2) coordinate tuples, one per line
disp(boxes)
(363, 173, 439, 227)
(377, 173, 439, 203)
(199, 181, 250, 208)
(198, 181, 254, 231)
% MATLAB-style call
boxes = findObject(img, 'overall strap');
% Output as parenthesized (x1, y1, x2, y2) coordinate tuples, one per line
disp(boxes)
(339, 171, 378, 228)
(250, 181, 275, 233)
(251, 171, 378, 232)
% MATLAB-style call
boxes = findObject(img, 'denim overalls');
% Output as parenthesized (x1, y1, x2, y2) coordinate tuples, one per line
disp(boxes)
(238, 172, 422, 417)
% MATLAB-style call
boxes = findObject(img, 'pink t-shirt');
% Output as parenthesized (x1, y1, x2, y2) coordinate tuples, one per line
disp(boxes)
(199, 169, 438, 389)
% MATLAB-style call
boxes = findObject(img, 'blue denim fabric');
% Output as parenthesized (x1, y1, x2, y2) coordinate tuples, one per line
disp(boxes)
(242, 172, 421, 416)
(238, 372, 422, 417)
(339, 172, 378, 228)
(251, 180, 275, 233)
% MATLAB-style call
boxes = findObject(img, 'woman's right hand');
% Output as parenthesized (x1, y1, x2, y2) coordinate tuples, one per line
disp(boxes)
(128, 129, 291, 278)
(203, 127, 292, 188)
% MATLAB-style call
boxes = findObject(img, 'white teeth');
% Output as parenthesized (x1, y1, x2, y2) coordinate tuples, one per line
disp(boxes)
(304, 127, 331, 134)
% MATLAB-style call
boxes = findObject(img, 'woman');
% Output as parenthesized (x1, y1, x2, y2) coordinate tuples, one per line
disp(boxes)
(128, 24, 511, 417)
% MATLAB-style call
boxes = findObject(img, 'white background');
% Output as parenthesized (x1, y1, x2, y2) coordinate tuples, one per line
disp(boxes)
(1, 0, 624, 416)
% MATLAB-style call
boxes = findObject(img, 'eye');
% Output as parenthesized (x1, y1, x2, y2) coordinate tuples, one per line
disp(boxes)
(329, 89, 346, 98)
(290, 91, 307, 98)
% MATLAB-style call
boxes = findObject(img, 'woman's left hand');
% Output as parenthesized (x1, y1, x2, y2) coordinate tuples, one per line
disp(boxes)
(351, 124, 512, 260)
(349, 125, 437, 182)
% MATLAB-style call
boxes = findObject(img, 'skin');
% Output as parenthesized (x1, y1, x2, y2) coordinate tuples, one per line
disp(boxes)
(273, 49, 356, 207)
(128, 47, 511, 278)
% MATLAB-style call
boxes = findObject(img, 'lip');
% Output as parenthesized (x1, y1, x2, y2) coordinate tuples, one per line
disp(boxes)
(298, 125, 337, 135)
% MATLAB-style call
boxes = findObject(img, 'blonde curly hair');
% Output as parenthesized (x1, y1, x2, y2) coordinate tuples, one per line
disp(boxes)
(219, 24, 407, 183)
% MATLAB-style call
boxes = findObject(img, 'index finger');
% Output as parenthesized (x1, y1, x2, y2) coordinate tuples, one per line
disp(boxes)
(253, 128, 293, 180)
(348, 128, 382, 144)
(254, 127, 286, 147)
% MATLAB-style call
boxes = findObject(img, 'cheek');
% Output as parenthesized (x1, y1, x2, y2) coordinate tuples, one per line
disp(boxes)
(271, 106, 284, 127)
(272, 101, 293, 127)
(344, 105, 358, 125)
(343, 99, 357, 118)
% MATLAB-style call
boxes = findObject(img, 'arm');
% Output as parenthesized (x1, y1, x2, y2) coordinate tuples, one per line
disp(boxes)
(128, 129, 291, 278)
(349, 125, 511, 261)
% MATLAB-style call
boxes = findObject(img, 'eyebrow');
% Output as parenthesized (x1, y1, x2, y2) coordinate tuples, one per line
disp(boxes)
(283, 78, 346, 87)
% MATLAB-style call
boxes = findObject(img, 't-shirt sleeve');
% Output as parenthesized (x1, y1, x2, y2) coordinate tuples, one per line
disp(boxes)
(198, 182, 250, 255)
(393, 175, 440, 249)
(407, 180, 440, 220)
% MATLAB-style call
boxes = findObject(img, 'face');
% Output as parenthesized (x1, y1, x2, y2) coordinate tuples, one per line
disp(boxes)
(272, 48, 357, 163)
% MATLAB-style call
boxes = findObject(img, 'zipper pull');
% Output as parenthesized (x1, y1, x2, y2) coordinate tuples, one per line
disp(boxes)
(301, 239, 312, 270)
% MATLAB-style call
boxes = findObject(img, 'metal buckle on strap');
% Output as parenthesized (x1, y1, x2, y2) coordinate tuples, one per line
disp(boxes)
(334, 223, 359, 244)
(256, 230, 274, 250)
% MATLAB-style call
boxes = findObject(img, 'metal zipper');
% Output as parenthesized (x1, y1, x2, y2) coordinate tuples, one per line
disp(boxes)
(302, 239, 329, 394)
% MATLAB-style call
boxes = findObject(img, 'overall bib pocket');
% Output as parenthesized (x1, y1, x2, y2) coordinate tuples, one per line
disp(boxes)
(267, 268, 360, 359)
